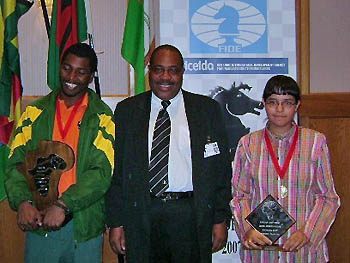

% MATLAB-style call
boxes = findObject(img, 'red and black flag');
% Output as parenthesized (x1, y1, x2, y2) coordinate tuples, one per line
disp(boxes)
(47, 0, 87, 90)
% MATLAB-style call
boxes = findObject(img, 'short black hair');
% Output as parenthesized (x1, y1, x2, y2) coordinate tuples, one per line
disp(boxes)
(61, 43, 98, 73)
(150, 44, 184, 67)
(263, 75, 300, 102)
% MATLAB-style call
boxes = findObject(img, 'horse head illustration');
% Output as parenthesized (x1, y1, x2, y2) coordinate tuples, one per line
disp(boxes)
(210, 82, 264, 159)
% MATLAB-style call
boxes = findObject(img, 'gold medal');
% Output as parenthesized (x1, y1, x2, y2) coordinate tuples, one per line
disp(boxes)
(280, 185, 288, 198)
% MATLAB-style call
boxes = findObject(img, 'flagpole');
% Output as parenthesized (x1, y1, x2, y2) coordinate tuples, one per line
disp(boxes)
(88, 34, 101, 98)
(40, 0, 51, 38)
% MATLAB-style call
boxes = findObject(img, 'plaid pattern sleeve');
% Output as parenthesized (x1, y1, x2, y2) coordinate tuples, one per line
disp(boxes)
(231, 135, 255, 242)
(303, 133, 340, 249)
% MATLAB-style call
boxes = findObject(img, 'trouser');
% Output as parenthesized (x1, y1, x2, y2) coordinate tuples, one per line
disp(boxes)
(25, 220, 103, 263)
(149, 197, 201, 263)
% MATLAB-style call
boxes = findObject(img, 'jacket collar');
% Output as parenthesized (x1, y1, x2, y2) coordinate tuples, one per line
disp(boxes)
(36, 88, 105, 115)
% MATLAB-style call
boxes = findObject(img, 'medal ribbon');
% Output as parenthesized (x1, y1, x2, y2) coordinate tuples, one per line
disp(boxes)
(264, 126, 299, 179)
(56, 95, 85, 139)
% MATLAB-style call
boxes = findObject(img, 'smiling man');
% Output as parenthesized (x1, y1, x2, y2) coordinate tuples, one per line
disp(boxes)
(5, 43, 115, 263)
(106, 44, 232, 263)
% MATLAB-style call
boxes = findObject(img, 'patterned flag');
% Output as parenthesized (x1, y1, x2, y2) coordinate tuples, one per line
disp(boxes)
(0, 0, 33, 201)
(122, 0, 155, 95)
(47, 0, 87, 90)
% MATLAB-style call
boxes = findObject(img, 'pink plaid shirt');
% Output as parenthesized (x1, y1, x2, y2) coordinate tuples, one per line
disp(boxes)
(231, 125, 340, 263)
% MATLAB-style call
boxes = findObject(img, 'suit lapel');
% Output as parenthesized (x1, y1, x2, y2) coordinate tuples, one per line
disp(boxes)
(183, 90, 203, 178)
(133, 92, 152, 171)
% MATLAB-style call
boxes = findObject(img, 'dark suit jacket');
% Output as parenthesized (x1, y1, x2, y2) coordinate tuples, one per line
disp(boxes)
(106, 90, 232, 263)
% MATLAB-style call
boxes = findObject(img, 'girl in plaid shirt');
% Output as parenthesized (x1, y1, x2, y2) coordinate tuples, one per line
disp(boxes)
(231, 75, 340, 263)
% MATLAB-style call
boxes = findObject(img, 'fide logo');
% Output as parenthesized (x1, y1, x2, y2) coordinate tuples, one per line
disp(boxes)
(190, 0, 267, 54)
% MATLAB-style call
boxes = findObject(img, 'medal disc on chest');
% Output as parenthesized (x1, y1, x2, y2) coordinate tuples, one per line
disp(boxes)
(280, 185, 288, 198)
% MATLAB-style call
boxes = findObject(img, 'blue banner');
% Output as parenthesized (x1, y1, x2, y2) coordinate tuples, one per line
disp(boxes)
(184, 58, 288, 74)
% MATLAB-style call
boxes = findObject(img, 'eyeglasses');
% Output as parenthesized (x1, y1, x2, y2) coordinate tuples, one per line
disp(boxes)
(265, 99, 297, 108)
(149, 66, 183, 76)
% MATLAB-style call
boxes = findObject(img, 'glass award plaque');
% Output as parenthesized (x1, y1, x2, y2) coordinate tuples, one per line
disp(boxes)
(245, 194, 295, 251)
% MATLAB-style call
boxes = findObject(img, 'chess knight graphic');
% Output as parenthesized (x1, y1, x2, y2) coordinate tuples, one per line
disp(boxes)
(210, 82, 264, 160)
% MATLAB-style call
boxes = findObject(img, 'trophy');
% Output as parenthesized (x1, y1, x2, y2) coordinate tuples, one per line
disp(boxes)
(245, 194, 295, 251)
(17, 140, 75, 211)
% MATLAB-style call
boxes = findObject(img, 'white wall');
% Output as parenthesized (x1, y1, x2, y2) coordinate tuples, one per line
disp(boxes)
(310, 0, 350, 93)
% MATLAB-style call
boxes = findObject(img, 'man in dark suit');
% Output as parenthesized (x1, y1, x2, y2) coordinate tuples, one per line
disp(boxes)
(106, 44, 232, 262)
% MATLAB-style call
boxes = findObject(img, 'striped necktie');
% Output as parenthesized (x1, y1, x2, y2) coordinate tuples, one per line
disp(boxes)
(149, 100, 171, 196)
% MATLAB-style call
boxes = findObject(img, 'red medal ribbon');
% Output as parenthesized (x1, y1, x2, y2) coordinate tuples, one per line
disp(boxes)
(264, 126, 299, 179)
(56, 95, 85, 139)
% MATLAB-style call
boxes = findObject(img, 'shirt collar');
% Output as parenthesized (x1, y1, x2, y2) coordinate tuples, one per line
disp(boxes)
(151, 89, 182, 109)
(266, 121, 297, 141)
(57, 92, 89, 110)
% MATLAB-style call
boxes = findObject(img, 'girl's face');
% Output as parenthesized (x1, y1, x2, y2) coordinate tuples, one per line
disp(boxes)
(264, 94, 300, 135)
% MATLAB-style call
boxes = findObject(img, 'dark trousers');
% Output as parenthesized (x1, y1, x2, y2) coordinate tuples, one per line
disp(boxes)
(149, 198, 201, 263)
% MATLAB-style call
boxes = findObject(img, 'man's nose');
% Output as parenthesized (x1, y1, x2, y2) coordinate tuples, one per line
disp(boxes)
(160, 69, 171, 80)
(67, 71, 77, 81)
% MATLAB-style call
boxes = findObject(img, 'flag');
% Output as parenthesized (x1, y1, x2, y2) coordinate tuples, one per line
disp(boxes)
(0, 142, 9, 201)
(121, 0, 156, 94)
(144, 0, 155, 91)
(122, 0, 154, 95)
(0, 0, 33, 145)
(0, 0, 33, 202)
(47, 0, 87, 90)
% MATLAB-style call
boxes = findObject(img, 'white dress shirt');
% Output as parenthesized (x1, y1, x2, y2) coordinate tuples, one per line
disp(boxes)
(148, 90, 193, 192)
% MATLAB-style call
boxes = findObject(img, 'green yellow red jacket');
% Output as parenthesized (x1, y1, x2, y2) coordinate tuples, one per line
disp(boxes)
(5, 88, 115, 242)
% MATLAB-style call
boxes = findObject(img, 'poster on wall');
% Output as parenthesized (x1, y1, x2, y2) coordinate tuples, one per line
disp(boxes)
(160, 0, 297, 262)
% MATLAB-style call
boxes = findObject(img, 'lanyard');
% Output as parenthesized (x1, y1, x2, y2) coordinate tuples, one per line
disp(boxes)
(264, 126, 299, 179)
(56, 95, 84, 139)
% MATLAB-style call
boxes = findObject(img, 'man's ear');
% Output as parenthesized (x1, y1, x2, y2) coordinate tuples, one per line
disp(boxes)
(295, 101, 300, 112)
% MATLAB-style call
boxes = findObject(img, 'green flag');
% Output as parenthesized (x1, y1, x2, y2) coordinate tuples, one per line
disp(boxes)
(0, 143, 9, 201)
(121, 0, 145, 94)
(47, 0, 87, 90)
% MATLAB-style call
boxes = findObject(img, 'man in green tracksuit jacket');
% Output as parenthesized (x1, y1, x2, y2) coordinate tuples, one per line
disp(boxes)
(5, 43, 114, 263)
